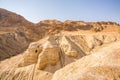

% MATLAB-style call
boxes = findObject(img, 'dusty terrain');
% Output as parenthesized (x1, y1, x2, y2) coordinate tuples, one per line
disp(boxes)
(0, 8, 120, 80)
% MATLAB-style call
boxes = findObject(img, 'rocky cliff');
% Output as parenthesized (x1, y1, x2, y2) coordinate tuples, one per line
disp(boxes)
(0, 8, 120, 80)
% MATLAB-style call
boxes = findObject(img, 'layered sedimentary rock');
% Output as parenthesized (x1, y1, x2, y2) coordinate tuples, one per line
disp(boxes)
(0, 8, 42, 60)
(0, 28, 28, 60)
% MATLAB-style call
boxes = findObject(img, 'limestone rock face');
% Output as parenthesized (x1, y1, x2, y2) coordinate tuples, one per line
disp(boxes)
(1, 32, 120, 79)
(36, 36, 60, 72)
(52, 41, 120, 80)
(20, 31, 120, 73)
(0, 55, 52, 80)
(21, 36, 60, 73)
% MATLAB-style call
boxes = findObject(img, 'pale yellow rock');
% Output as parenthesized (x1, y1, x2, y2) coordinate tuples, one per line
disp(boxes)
(20, 31, 120, 73)
(36, 36, 60, 72)
(0, 55, 52, 80)
(1, 28, 120, 79)
(22, 45, 42, 66)
(20, 36, 60, 72)
(60, 36, 79, 58)
(52, 41, 120, 80)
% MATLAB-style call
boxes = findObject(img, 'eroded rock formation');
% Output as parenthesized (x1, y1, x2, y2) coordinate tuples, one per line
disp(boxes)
(0, 8, 120, 80)
(52, 41, 120, 80)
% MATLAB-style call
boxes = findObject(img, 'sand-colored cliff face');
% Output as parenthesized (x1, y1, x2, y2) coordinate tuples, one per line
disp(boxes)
(0, 31, 120, 80)
(52, 41, 120, 80)
(0, 54, 53, 80)
(21, 31, 120, 72)
(0, 8, 120, 80)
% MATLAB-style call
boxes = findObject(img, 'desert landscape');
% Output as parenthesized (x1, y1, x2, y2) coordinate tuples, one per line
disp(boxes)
(0, 8, 120, 80)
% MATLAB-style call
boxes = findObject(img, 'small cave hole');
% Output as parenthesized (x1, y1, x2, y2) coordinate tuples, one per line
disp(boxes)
(35, 50, 38, 53)
(37, 46, 39, 48)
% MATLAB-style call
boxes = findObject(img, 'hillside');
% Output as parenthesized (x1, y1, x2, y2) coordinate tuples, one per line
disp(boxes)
(0, 8, 42, 60)
(0, 8, 120, 80)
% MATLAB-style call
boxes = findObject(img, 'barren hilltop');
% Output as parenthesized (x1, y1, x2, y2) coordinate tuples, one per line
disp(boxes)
(0, 8, 120, 80)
